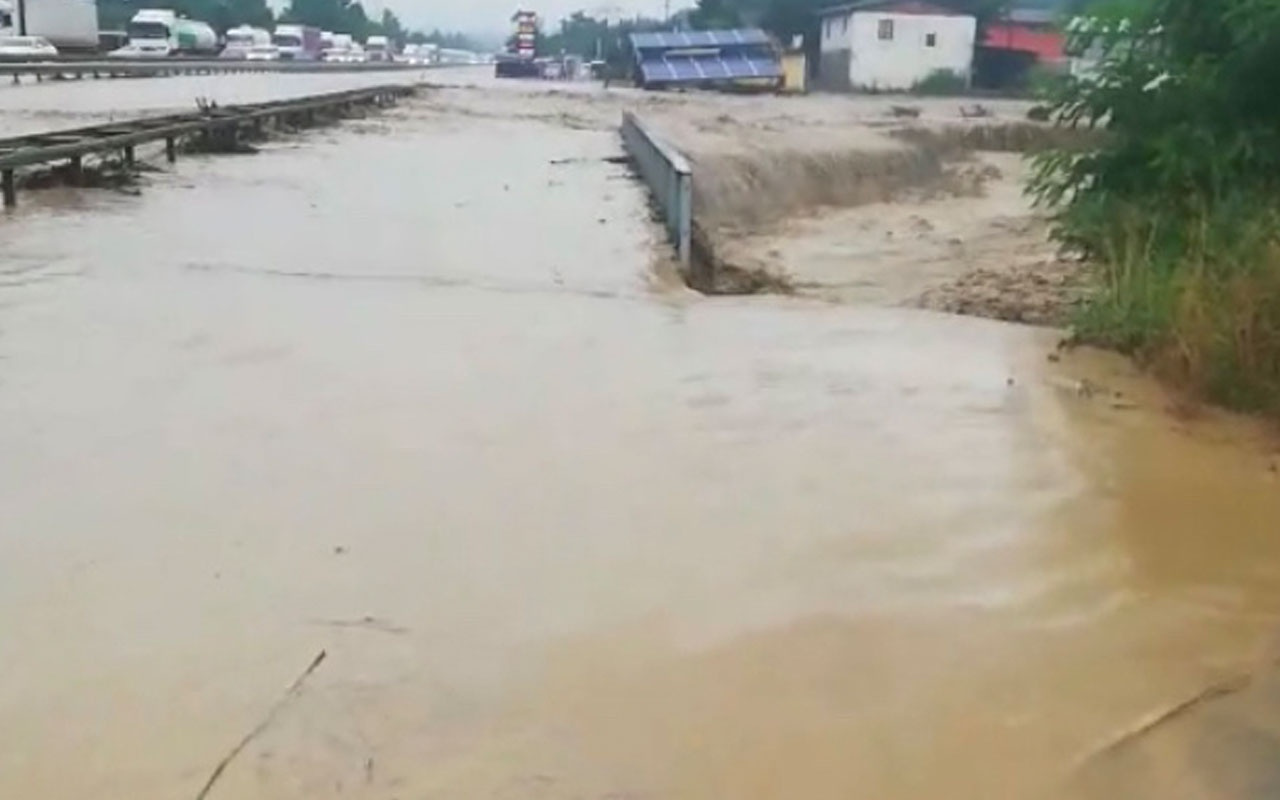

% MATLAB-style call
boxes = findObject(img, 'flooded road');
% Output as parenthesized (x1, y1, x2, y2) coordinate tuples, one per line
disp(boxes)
(0, 69, 431, 135)
(2, 79, 1280, 800)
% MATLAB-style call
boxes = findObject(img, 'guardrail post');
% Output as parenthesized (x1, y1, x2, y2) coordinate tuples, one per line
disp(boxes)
(69, 156, 83, 185)
(165, 136, 177, 163)
(676, 172, 692, 264)
(3, 169, 15, 208)
(123, 146, 135, 166)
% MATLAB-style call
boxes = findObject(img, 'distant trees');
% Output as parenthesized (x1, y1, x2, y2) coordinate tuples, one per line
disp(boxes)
(540, 12, 664, 61)
(97, 0, 272, 31)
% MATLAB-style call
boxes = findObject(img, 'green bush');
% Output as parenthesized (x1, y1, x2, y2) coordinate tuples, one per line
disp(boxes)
(1031, 0, 1280, 413)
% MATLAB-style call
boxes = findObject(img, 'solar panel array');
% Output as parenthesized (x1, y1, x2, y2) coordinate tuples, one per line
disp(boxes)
(639, 55, 783, 84)
(629, 29, 772, 50)
(630, 28, 781, 86)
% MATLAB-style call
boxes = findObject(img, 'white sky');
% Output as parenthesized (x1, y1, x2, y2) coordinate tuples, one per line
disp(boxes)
(270, 0, 692, 39)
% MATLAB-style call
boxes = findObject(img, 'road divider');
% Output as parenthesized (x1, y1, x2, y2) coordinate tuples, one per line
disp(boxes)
(0, 83, 417, 208)
(0, 60, 446, 84)
(620, 112, 693, 269)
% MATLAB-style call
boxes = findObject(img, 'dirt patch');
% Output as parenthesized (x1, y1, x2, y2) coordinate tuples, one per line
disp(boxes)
(915, 257, 1087, 326)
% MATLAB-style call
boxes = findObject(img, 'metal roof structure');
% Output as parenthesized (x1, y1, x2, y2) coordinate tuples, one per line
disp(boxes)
(629, 28, 781, 87)
(629, 29, 772, 50)
(638, 54, 782, 85)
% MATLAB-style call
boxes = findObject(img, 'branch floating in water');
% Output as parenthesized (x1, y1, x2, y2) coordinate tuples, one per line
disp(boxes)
(193, 649, 328, 800)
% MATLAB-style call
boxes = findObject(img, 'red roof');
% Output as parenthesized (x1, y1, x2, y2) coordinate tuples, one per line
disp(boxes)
(982, 23, 1065, 60)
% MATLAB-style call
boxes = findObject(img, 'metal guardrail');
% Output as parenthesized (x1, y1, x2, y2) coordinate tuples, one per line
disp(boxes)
(620, 111, 692, 266)
(0, 60, 442, 82)
(0, 83, 415, 208)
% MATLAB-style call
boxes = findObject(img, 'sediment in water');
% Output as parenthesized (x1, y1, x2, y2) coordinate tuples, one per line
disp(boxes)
(684, 121, 1091, 301)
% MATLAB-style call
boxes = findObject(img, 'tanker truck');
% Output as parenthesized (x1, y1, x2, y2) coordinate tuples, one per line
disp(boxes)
(0, 0, 99, 53)
(112, 9, 219, 58)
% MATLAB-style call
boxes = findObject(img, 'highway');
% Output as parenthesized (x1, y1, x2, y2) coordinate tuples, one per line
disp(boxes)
(0, 66, 439, 135)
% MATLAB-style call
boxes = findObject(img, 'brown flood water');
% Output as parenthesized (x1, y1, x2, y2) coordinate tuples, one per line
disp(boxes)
(2, 79, 1280, 800)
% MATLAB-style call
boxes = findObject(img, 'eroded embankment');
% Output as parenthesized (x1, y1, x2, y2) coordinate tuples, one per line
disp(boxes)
(683, 120, 1091, 325)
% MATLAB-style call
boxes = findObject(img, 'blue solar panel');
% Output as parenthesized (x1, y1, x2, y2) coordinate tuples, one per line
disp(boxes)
(638, 52, 783, 85)
(630, 28, 772, 51)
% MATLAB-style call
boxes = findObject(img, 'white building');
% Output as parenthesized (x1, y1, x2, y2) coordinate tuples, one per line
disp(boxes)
(817, 0, 977, 92)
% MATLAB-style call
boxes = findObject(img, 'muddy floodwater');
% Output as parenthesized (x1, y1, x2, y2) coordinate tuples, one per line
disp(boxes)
(3, 74, 1280, 800)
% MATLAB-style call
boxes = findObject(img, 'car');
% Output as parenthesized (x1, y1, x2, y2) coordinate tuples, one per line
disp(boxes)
(109, 42, 171, 58)
(0, 35, 58, 60)
(320, 47, 350, 63)
(244, 44, 281, 61)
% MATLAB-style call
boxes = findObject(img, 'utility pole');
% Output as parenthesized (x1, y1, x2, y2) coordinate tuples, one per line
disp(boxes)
(16, 0, 26, 35)
(664, 0, 671, 25)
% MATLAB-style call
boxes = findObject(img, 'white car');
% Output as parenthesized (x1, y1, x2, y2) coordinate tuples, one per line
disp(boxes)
(109, 43, 171, 58)
(0, 36, 58, 60)
(244, 44, 281, 61)
(321, 47, 351, 63)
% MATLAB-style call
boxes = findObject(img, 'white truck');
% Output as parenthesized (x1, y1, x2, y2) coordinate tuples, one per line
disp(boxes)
(364, 34, 393, 62)
(0, 0, 98, 53)
(222, 24, 271, 57)
(272, 24, 321, 60)
(322, 32, 354, 62)
(114, 9, 218, 58)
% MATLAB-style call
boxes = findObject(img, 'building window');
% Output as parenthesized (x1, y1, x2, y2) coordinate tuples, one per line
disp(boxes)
(925, 32, 937, 47)
(878, 19, 894, 41)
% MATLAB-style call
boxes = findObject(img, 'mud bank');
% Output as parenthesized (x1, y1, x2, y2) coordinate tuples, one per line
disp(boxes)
(664, 115, 1085, 318)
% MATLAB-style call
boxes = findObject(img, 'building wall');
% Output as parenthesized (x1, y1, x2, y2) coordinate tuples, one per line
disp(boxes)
(847, 11, 976, 91)
(816, 11, 854, 91)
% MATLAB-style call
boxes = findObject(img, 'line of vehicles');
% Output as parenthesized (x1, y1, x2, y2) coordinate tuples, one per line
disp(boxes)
(0, 0, 485, 63)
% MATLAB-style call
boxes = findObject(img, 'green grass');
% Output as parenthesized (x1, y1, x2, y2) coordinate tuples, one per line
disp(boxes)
(1068, 200, 1280, 414)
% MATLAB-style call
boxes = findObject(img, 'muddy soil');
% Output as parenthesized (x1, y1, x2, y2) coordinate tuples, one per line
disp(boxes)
(565, 87, 1083, 319)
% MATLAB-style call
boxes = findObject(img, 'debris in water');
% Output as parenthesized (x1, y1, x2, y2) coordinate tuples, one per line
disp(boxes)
(1073, 668, 1256, 771)
(194, 650, 328, 800)
(959, 104, 993, 119)
(313, 616, 409, 635)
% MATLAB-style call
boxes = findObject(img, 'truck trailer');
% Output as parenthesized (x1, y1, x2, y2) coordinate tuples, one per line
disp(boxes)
(0, 0, 99, 53)
(112, 10, 218, 57)
(272, 24, 322, 60)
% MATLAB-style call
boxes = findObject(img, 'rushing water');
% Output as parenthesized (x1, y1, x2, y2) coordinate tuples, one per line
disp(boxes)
(1, 77, 1280, 800)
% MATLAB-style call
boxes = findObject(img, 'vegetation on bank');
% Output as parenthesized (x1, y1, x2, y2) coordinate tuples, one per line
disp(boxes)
(1031, 0, 1280, 413)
